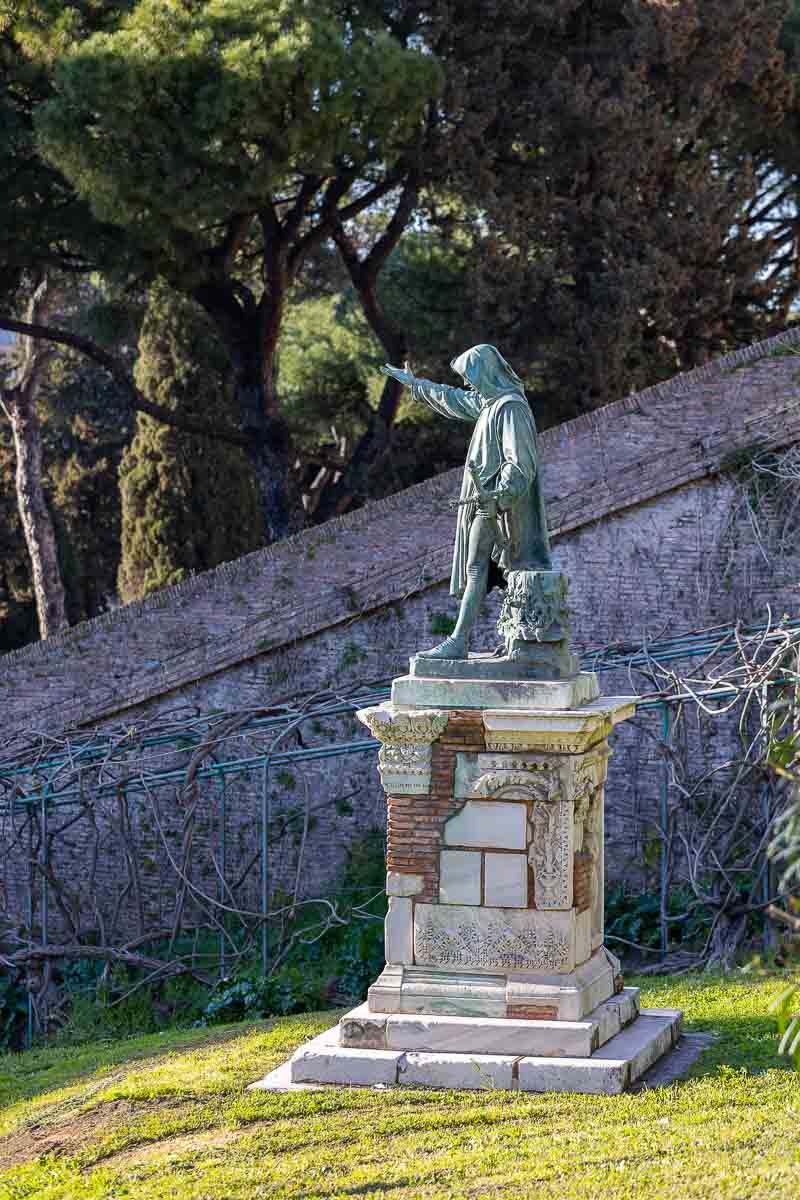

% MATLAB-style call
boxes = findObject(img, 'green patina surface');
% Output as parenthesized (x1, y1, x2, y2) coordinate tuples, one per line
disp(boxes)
(0, 974, 798, 1200)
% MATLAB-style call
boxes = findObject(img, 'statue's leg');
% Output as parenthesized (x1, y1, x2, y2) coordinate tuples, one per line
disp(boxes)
(417, 516, 495, 659)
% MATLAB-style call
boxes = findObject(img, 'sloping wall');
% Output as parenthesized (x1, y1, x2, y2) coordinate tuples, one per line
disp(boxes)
(1, 331, 799, 931)
(3, 326, 800, 744)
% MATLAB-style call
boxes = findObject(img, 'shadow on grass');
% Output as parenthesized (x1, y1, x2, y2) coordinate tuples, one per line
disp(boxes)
(678, 1016, 790, 1078)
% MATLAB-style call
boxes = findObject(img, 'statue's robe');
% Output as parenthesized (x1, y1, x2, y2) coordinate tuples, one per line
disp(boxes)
(411, 380, 552, 597)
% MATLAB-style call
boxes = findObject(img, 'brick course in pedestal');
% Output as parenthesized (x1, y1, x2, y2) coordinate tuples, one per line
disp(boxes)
(386, 711, 485, 904)
(507, 1005, 559, 1021)
(573, 852, 593, 914)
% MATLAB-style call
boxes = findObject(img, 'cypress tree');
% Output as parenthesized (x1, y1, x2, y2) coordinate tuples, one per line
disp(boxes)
(118, 285, 263, 604)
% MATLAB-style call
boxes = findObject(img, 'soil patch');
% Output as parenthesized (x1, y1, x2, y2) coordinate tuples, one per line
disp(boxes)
(0, 1097, 183, 1169)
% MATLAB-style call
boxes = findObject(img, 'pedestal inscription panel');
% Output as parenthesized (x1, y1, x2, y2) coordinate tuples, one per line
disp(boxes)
(414, 903, 575, 973)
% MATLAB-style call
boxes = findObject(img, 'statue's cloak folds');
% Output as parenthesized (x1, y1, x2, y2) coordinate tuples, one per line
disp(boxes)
(412, 345, 552, 597)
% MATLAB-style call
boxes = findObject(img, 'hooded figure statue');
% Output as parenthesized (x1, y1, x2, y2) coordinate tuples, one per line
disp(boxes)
(382, 345, 552, 659)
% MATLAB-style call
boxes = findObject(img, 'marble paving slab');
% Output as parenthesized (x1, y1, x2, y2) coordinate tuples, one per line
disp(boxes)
(340, 990, 639, 1057)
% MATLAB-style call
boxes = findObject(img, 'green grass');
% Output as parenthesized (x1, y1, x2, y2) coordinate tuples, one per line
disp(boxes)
(1, 975, 799, 1199)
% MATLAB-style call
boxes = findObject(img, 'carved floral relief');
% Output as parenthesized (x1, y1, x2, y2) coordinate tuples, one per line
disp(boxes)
(415, 907, 571, 972)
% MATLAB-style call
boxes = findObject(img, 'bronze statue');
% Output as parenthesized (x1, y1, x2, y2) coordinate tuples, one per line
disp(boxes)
(382, 345, 553, 661)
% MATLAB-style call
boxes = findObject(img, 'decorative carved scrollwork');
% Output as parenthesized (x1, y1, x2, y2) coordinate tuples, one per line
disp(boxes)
(356, 706, 448, 746)
(497, 570, 570, 645)
(415, 911, 570, 972)
(471, 768, 559, 802)
(530, 800, 572, 908)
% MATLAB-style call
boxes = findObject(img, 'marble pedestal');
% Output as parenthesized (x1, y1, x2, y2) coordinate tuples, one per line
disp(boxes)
(252, 671, 683, 1095)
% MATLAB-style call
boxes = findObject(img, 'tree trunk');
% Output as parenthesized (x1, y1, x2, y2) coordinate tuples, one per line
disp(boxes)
(195, 284, 294, 542)
(229, 345, 293, 543)
(3, 380, 68, 639)
(706, 910, 749, 971)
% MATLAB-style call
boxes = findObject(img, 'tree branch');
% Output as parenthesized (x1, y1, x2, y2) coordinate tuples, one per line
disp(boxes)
(362, 169, 420, 281)
(0, 315, 247, 447)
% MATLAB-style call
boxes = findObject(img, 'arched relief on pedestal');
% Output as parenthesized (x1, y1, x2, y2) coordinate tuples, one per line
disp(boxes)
(469, 763, 572, 911)
(471, 768, 560, 804)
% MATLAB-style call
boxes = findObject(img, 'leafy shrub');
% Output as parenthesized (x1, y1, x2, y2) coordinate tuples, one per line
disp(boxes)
(605, 884, 711, 953)
(202, 829, 387, 1024)
(0, 974, 28, 1051)
(771, 981, 800, 1068)
(45, 830, 387, 1047)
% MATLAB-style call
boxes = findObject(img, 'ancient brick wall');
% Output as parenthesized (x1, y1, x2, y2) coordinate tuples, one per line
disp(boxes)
(2, 331, 800, 934)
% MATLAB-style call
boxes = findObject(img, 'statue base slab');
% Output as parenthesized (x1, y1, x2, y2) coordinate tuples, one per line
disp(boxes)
(392, 669, 600, 711)
(365, 947, 618, 1022)
(250, 1006, 683, 1096)
(410, 646, 579, 682)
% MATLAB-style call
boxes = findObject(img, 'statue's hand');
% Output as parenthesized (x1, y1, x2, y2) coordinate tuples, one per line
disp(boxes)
(381, 363, 415, 388)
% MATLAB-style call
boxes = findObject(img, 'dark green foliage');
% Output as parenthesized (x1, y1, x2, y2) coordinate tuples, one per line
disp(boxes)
(46, 360, 133, 624)
(605, 884, 712, 954)
(434, 0, 793, 423)
(8, 1, 442, 538)
(429, 612, 457, 637)
(117, 285, 263, 603)
(0, 427, 38, 651)
(0, 974, 28, 1051)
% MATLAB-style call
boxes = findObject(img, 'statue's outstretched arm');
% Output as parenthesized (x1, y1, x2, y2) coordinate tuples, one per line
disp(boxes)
(382, 363, 480, 422)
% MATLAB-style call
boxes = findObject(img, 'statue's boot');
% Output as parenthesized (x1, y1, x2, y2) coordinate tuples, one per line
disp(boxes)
(416, 634, 468, 660)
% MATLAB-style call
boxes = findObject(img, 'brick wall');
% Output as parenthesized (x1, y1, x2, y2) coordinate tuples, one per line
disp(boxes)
(2, 330, 800, 933)
(387, 711, 487, 904)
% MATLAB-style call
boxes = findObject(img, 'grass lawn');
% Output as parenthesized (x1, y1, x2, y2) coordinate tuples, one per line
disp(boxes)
(0, 974, 798, 1199)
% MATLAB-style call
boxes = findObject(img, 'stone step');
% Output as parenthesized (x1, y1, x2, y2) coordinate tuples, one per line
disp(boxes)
(517, 1010, 682, 1095)
(340, 988, 640, 1058)
(250, 1006, 680, 1095)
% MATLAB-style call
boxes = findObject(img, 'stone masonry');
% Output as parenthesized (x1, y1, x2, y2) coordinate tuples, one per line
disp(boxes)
(2, 330, 800, 928)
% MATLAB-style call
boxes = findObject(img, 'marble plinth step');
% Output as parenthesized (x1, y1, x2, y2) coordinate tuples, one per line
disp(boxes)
(391, 671, 600, 712)
(408, 652, 580, 684)
(249, 1008, 682, 1096)
(368, 946, 620, 1022)
(341, 988, 640, 1058)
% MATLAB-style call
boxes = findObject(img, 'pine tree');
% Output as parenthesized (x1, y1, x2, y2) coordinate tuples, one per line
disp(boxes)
(118, 286, 263, 604)
(432, 0, 792, 422)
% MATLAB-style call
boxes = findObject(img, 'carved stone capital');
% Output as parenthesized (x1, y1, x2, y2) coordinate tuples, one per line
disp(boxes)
(356, 705, 448, 746)
(357, 704, 448, 795)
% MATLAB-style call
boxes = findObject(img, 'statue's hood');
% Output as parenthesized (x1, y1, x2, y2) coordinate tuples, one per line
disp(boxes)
(450, 344, 525, 401)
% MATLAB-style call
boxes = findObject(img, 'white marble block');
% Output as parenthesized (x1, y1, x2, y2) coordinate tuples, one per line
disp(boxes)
(443, 799, 527, 849)
(439, 851, 482, 905)
(399, 1051, 514, 1091)
(385, 897, 414, 965)
(483, 852, 528, 908)
(386, 871, 424, 897)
